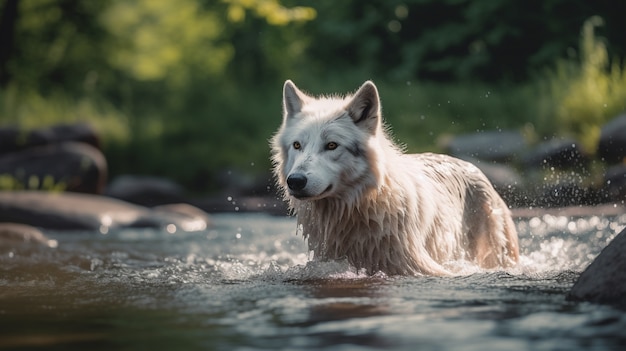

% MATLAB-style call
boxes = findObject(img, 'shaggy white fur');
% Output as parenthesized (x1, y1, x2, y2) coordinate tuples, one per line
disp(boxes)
(271, 80, 519, 276)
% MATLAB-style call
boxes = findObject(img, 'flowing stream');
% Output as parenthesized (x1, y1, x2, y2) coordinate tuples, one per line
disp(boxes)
(1, 211, 626, 350)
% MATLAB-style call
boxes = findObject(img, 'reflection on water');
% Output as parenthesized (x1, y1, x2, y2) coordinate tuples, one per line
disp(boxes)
(1, 212, 626, 350)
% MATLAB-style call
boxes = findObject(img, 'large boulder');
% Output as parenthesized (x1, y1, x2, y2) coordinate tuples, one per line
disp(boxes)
(521, 138, 587, 169)
(568, 227, 626, 308)
(0, 142, 107, 194)
(0, 191, 210, 232)
(105, 175, 185, 206)
(598, 114, 626, 164)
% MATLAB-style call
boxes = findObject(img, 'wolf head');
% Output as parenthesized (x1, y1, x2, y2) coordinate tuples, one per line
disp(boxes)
(271, 80, 389, 204)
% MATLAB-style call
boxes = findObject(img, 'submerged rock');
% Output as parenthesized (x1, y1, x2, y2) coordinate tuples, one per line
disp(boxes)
(0, 222, 54, 246)
(568, 227, 626, 308)
(0, 191, 210, 232)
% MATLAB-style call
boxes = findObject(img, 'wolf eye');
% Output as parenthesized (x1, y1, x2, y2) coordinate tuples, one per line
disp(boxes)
(293, 141, 301, 150)
(326, 142, 338, 150)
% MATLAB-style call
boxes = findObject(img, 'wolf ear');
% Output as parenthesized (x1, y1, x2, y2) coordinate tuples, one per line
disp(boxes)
(346, 81, 381, 134)
(283, 80, 310, 119)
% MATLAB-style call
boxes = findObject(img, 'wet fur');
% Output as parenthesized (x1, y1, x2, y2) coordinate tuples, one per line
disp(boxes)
(271, 80, 519, 276)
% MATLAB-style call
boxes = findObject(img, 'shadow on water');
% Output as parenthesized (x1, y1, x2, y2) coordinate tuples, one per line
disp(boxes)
(1, 212, 626, 350)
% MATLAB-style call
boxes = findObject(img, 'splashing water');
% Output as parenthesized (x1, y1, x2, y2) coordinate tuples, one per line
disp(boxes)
(1, 212, 625, 350)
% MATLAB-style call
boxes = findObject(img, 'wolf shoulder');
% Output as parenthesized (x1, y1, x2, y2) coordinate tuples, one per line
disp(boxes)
(401, 152, 491, 185)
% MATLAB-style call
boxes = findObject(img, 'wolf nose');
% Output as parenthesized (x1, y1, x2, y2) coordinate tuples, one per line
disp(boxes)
(287, 173, 307, 191)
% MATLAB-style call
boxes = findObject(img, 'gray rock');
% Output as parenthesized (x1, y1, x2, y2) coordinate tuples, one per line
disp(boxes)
(0, 222, 54, 246)
(105, 175, 185, 206)
(151, 203, 211, 232)
(443, 130, 526, 162)
(0, 191, 210, 232)
(604, 164, 626, 202)
(568, 227, 626, 308)
(0, 142, 107, 194)
(522, 138, 587, 169)
(598, 114, 626, 164)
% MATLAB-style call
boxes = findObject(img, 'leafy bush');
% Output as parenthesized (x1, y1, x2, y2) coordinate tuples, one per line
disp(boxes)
(538, 16, 626, 153)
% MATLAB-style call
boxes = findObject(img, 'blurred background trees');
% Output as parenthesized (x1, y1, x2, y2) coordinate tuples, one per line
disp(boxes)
(1, 0, 625, 193)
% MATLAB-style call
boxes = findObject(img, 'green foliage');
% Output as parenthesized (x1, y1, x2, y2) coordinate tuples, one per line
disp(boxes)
(538, 16, 626, 153)
(101, 0, 234, 83)
(7, 0, 112, 94)
(0, 85, 130, 145)
(299, 0, 626, 82)
(1, 1, 625, 194)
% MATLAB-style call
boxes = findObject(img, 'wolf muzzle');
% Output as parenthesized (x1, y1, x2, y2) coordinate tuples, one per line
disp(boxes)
(287, 173, 307, 191)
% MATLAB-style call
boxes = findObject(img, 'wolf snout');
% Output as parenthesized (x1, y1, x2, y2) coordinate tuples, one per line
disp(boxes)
(287, 173, 307, 191)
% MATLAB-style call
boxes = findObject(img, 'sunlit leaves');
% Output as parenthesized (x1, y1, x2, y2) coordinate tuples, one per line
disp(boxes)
(101, 0, 233, 82)
(223, 0, 316, 26)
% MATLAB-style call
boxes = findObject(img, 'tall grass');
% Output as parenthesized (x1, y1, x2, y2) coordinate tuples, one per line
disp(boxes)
(537, 16, 626, 153)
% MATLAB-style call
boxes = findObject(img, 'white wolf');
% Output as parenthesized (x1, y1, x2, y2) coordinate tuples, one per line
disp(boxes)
(271, 80, 519, 276)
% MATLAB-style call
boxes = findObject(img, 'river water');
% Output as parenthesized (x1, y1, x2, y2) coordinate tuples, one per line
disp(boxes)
(1, 210, 626, 350)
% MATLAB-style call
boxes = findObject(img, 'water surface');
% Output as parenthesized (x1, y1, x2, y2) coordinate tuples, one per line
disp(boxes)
(1, 211, 626, 350)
